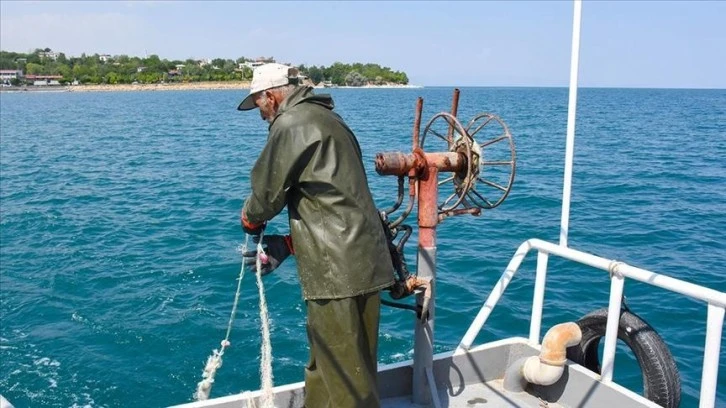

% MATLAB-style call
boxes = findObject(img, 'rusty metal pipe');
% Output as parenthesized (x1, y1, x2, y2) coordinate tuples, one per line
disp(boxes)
(413, 97, 423, 150)
(539, 322, 582, 366)
(446, 88, 460, 144)
(438, 207, 481, 222)
(425, 152, 467, 173)
(375, 152, 417, 176)
(504, 322, 583, 392)
(419, 166, 439, 234)
(376, 152, 466, 176)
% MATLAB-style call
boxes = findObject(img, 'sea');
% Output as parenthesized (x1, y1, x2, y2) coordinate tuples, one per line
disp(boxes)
(0, 87, 724, 408)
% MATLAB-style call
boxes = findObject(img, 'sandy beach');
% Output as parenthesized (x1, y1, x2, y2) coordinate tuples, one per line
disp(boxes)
(70, 82, 423, 91)
(68, 81, 252, 92)
(0, 81, 252, 93)
(1, 81, 423, 93)
(335, 84, 423, 89)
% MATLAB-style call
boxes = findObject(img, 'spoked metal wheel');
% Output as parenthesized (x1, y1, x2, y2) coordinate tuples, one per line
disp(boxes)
(420, 112, 473, 213)
(463, 113, 516, 209)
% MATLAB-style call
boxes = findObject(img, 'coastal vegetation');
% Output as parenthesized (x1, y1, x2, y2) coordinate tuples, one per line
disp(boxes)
(0, 48, 409, 86)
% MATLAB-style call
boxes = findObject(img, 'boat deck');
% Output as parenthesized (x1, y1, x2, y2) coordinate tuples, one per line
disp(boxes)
(171, 337, 659, 408)
(382, 378, 557, 408)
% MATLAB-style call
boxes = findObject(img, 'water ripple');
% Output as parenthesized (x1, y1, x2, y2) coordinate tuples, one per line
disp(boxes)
(1, 88, 724, 407)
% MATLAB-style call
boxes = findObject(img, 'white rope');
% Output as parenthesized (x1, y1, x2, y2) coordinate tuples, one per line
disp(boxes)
(194, 233, 275, 406)
(255, 237, 275, 408)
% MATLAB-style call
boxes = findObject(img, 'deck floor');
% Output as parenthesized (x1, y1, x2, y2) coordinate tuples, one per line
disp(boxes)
(382, 379, 561, 408)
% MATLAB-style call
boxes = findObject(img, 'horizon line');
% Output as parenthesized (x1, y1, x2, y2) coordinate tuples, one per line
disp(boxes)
(416, 85, 726, 90)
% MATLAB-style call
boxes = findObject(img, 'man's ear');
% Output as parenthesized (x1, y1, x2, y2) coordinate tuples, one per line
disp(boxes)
(267, 90, 281, 107)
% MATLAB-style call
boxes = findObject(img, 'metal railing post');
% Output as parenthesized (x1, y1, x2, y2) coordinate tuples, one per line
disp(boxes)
(699, 303, 725, 408)
(600, 269, 625, 383)
(559, 0, 583, 248)
(529, 251, 549, 345)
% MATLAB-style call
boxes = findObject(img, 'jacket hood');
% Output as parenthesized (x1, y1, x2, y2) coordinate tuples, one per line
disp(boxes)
(270, 86, 334, 127)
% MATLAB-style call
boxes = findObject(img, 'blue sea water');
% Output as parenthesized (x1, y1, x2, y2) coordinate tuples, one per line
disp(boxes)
(0, 87, 724, 408)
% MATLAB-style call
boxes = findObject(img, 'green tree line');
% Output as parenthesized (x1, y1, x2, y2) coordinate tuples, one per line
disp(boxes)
(0, 48, 408, 86)
(298, 62, 408, 86)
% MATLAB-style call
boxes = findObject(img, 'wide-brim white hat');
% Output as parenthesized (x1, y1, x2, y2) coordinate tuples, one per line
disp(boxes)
(237, 63, 299, 111)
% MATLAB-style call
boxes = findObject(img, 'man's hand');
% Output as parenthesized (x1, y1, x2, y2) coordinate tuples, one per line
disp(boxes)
(242, 234, 294, 275)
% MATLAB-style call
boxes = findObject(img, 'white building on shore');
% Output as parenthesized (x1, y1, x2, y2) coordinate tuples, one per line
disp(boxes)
(38, 51, 60, 61)
(0, 70, 23, 82)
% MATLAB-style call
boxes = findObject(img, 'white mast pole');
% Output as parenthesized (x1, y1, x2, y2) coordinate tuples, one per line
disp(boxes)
(560, 0, 583, 247)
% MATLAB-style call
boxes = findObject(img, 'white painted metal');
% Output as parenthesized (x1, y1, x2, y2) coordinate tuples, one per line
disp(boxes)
(531, 239, 726, 307)
(459, 238, 726, 404)
(559, 0, 583, 248)
(528, 251, 549, 345)
(600, 273, 625, 383)
(700, 303, 725, 408)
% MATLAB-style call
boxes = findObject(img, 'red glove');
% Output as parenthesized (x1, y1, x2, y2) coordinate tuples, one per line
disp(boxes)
(240, 210, 265, 236)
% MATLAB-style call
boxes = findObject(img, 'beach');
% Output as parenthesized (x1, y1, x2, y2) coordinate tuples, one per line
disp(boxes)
(0, 81, 251, 93)
(0, 81, 423, 93)
(68, 81, 252, 92)
(333, 84, 423, 89)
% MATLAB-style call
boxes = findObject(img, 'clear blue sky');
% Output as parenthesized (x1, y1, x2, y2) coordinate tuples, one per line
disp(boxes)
(1, 1, 724, 88)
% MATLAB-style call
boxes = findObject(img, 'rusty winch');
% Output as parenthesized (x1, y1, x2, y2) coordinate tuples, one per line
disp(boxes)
(374, 88, 517, 404)
(377, 88, 517, 319)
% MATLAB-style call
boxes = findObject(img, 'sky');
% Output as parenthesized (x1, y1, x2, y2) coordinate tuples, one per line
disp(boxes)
(1, 1, 724, 88)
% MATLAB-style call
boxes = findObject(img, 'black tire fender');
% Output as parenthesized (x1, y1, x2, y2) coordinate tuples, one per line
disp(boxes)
(566, 307, 681, 408)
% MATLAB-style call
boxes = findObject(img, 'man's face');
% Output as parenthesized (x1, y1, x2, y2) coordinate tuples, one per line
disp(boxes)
(254, 91, 277, 123)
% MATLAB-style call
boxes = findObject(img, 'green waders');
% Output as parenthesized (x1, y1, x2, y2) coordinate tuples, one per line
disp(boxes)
(304, 291, 381, 408)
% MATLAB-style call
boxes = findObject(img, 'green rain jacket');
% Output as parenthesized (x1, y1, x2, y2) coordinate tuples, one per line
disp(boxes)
(243, 86, 394, 300)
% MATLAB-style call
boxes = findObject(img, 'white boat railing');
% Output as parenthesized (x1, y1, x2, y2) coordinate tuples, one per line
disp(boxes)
(456, 238, 726, 408)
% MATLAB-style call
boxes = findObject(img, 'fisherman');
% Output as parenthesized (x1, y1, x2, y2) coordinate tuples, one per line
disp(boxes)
(238, 63, 394, 408)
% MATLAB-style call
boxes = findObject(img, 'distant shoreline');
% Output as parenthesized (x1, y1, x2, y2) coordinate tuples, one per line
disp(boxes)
(0, 81, 422, 93)
(329, 84, 423, 89)
(3, 85, 721, 94)
(79, 81, 251, 92)
(0, 81, 251, 93)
